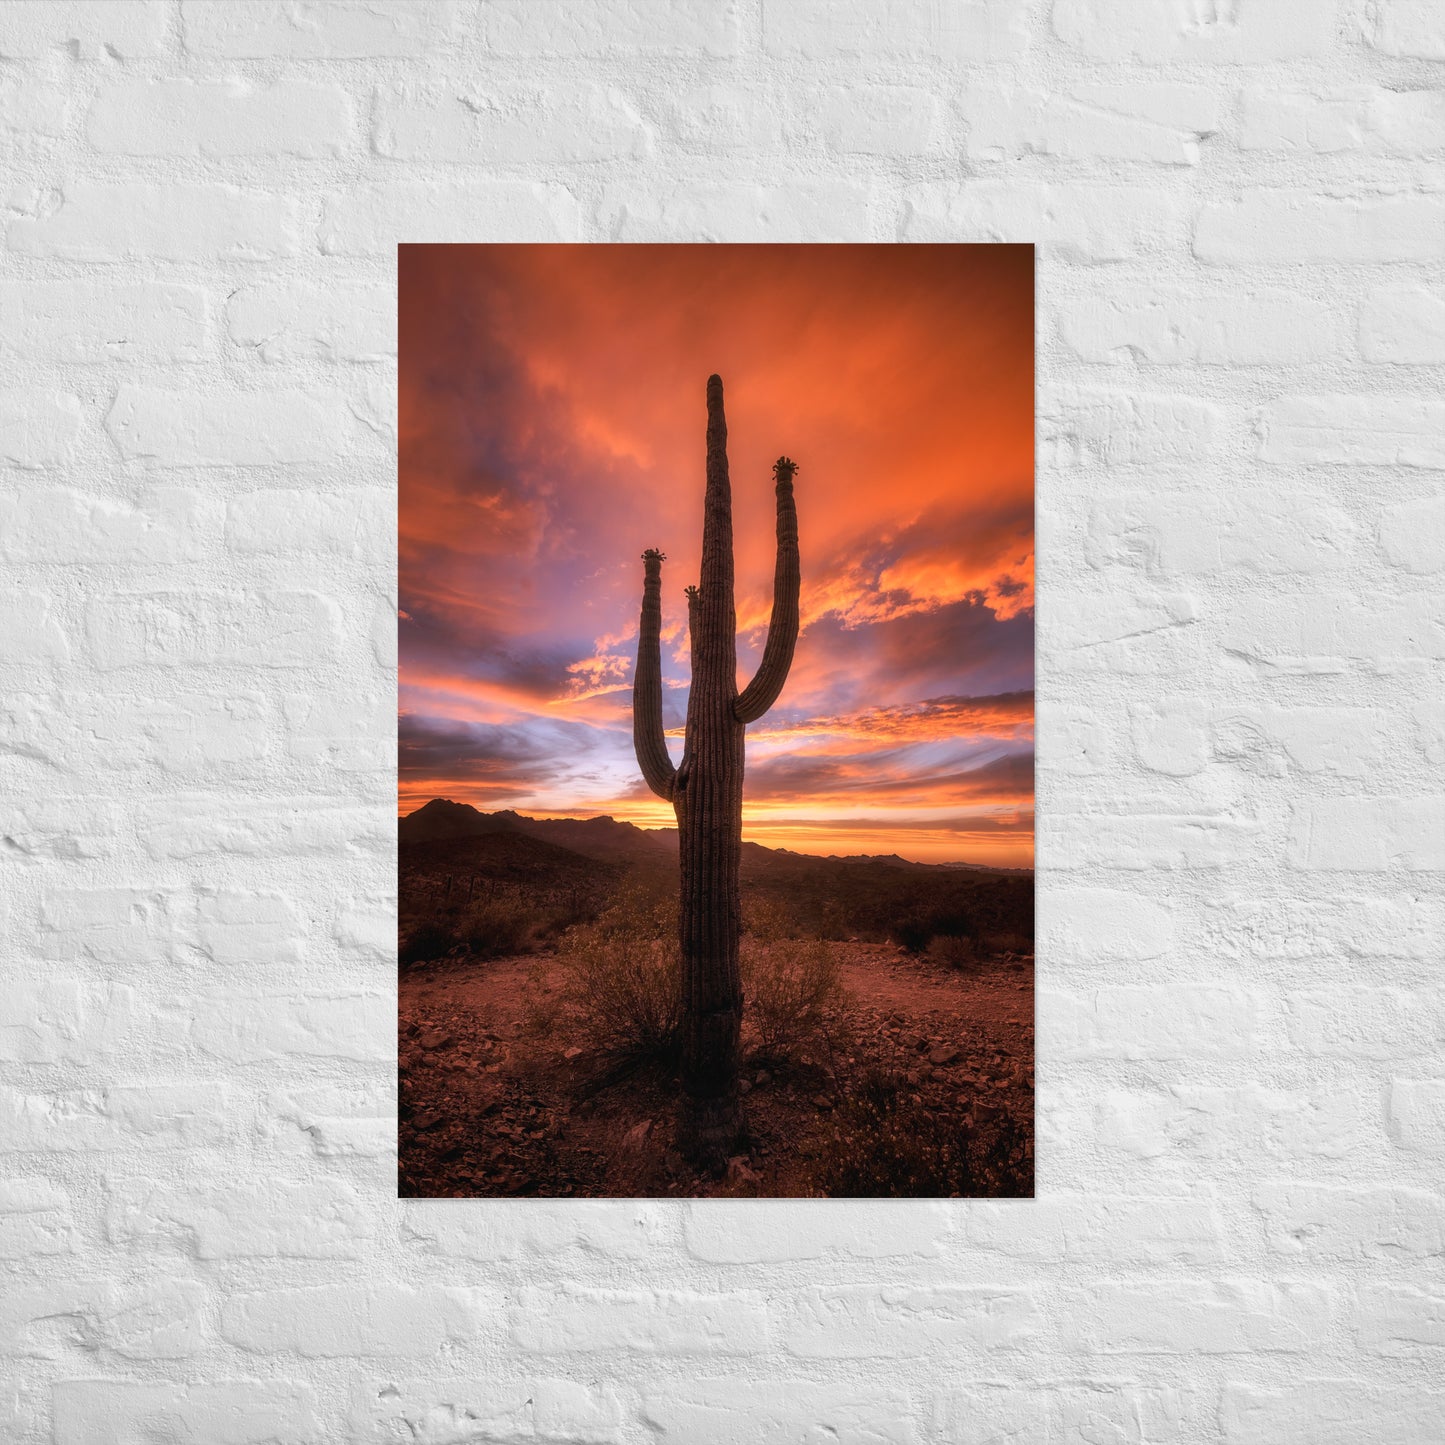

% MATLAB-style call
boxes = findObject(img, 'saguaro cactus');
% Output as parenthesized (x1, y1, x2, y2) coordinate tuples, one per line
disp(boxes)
(633, 374, 800, 1169)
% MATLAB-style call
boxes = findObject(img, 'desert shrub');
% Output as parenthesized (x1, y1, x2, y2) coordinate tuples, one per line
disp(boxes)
(456, 896, 536, 959)
(399, 921, 457, 967)
(926, 933, 978, 972)
(524, 894, 681, 1067)
(741, 935, 846, 1062)
(891, 903, 979, 955)
(810, 1068, 1031, 1198)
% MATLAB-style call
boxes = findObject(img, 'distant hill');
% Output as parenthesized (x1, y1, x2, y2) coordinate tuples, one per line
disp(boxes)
(400, 801, 1032, 950)
(400, 799, 673, 866)
(400, 800, 1029, 877)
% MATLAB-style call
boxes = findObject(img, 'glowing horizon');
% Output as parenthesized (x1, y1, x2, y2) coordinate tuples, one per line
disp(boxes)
(399, 244, 1034, 868)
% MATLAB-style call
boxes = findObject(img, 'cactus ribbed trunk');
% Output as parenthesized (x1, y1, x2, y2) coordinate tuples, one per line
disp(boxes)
(632, 374, 800, 1172)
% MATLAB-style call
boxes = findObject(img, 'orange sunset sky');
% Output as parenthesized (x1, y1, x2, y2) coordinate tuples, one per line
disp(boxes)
(399, 245, 1034, 866)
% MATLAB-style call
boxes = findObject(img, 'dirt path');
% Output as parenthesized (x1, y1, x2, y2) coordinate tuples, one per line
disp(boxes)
(399, 943, 1033, 1198)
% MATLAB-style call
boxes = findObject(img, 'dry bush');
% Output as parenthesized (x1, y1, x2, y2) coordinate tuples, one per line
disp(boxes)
(811, 1068, 1031, 1198)
(457, 896, 536, 959)
(741, 935, 846, 1062)
(524, 892, 680, 1067)
(926, 933, 978, 972)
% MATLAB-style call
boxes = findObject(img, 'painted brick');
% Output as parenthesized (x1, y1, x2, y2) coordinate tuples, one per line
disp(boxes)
(1096, 1085, 1372, 1162)
(0, 75, 67, 136)
(7, 182, 304, 262)
(37, 888, 188, 965)
(0, 1, 166, 58)
(1059, 288, 1336, 365)
(405, 1199, 669, 1261)
(0, 487, 212, 564)
(964, 82, 1221, 165)
(642, 1381, 913, 1444)
(1061, 1280, 1333, 1354)
(180, 0, 463, 57)
(140, 794, 388, 859)
(0, 1178, 74, 1259)
(510, 1286, 768, 1355)
(603, 181, 874, 242)
(1380, 495, 1445, 574)
(904, 183, 1184, 261)
(1367, 1, 1445, 60)
(348, 1377, 624, 1444)
(1284, 988, 1445, 1058)
(1288, 797, 1445, 870)
(321, 182, 581, 252)
(221, 1284, 491, 1357)
(52, 1381, 320, 1445)
(226, 489, 392, 557)
(106, 1177, 375, 1259)
(1355, 1284, 1445, 1355)
(967, 1194, 1226, 1264)
(86, 591, 341, 670)
(1196, 191, 1445, 264)
(1036, 887, 1174, 963)
(782, 1286, 1039, 1358)
(87, 80, 352, 158)
(1390, 1079, 1445, 1155)
(1050, 985, 1270, 1060)
(0, 1085, 233, 1153)
(0, 390, 82, 468)
(811, 84, 945, 156)
(1254, 1183, 1445, 1260)
(264, 1084, 395, 1159)
(0, 283, 209, 365)
(1261, 394, 1445, 468)
(105, 386, 355, 467)
(1362, 284, 1445, 363)
(763, 0, 1025, 60)
(684, 1200, 951, 1262)
(1238, 85, 1445, 156)
(0, 978, 136, 1064)
(183, 990, 389, 1062)
(374, 82, 651, 164)
(226, 281, 395, 363)
(1221, 1381, 1445, 1444)
(1054, 0, 1334, 61)
(482, 0, 740, 55)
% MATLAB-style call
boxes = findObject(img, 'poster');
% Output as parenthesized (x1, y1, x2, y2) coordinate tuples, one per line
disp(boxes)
(399, 245, 1034, 1197)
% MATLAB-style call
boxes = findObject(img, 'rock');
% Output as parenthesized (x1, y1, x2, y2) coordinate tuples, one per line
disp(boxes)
(412, 1112, 442, 1132)
(928, 1044, 960, 1066)
(726, 1155, 760, 1187)
(622, 1119, 653, 1150)
(738, 1078, 752, 1095)
(419, 1030, 454, 1051)
(754, 1071, 771, 1088)
(812, 1094, 834, 1111)
(563, 1045, 583, 1060)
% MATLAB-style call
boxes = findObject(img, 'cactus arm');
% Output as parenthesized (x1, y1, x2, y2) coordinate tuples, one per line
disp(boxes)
(733, 456, 800, 724)
(632, 548, 677, 801)
(676, 584, 701, 791)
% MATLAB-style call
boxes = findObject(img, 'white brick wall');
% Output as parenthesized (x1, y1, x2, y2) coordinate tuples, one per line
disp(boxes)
(0, 1, 1440, 1440)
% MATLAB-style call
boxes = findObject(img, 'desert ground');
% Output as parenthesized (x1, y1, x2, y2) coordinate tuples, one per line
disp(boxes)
(398, 801, 1034, 1199)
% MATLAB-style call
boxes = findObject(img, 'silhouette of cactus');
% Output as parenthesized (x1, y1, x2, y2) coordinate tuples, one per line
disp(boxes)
(633, 375, 800, 1169)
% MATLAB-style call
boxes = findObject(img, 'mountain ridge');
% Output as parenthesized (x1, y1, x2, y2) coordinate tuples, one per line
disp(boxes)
(399, 798, 1030, 875)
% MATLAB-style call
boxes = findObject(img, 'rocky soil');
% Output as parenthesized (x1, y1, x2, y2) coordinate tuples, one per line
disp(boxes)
(399, 943, 1033, 1198)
